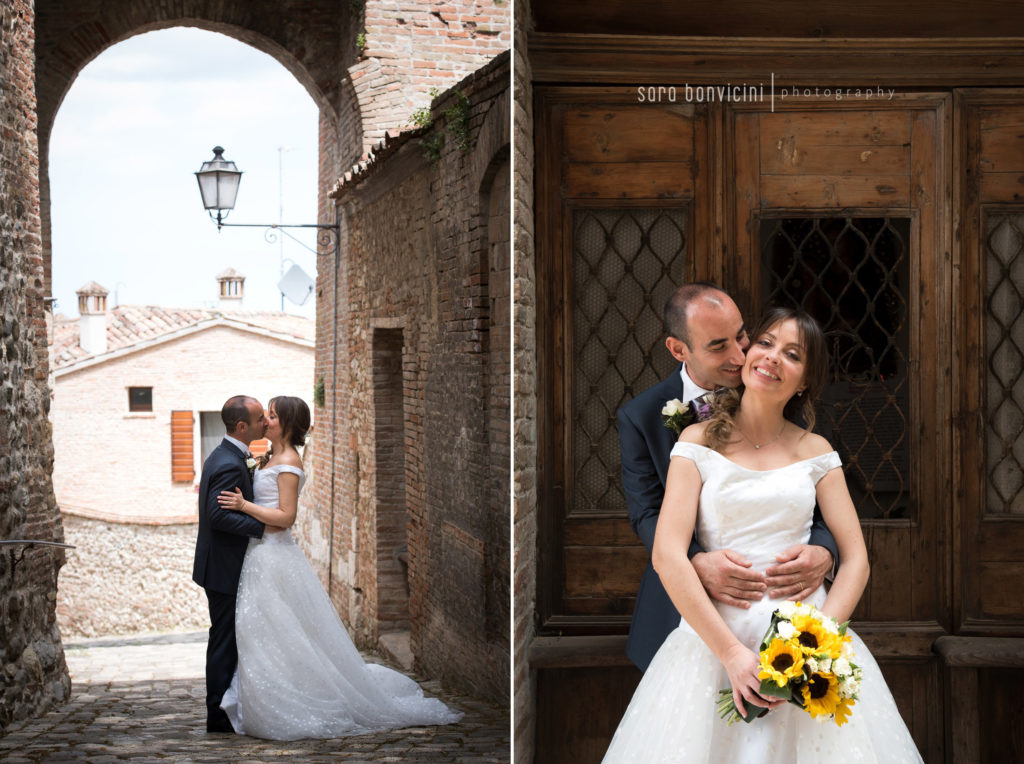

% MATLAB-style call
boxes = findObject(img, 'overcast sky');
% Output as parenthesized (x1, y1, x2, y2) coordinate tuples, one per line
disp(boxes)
(49, 27, 320, 319)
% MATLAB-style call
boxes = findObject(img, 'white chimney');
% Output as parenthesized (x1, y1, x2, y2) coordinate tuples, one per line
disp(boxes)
(76, 281, 109, 355)
(217, 268, 245, 310)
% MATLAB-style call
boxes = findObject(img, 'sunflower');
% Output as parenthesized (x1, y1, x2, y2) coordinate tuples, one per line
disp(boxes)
(790, 614, 841, 658)
(801, 671, 841, 719)
(834, 697, 856, 727)
(758, 638, 805, 687)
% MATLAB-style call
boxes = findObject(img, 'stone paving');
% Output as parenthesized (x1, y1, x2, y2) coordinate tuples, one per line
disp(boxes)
(0, 631, 510, 762)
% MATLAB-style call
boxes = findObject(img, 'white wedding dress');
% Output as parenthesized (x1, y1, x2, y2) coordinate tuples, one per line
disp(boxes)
(220, 464, 463, 740)
(604, 443, 923, 763)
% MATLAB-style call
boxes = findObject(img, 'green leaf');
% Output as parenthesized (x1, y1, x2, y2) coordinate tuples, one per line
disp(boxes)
(758, 678, 793, 701)
(737, 698, 770, 723)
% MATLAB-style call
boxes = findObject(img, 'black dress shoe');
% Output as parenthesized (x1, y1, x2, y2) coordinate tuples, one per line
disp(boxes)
(206, 720, 236, 733)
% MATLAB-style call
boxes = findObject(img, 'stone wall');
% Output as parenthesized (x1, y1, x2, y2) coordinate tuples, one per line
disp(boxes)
(0, 0, 71, 732)
(512, 0, 537, 758)
(313, 51, 510, 704)
(55, 516, 208, 638)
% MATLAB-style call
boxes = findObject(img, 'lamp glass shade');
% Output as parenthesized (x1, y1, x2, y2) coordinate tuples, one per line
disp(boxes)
(195, 146, 242, 211)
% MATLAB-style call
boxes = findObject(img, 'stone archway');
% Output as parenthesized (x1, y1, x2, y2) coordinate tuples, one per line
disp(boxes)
(33, 0, 358, 296)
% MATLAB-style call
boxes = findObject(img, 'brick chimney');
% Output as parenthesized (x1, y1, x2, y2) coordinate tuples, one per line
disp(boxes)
(217, 267, 245, 310)
(76, 281, 109, 355)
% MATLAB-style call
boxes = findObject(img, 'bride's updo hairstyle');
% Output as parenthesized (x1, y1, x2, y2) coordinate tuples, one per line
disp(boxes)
(704, 307, 828, 453)
(269, 395, 311, 449)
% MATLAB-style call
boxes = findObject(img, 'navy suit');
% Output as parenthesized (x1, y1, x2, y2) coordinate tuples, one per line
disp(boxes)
(192, 439, 264, 731)
(618, 364, 840, 672)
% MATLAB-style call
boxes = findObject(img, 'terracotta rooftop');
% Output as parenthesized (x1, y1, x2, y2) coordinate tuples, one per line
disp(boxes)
(52, 305, 315, 370)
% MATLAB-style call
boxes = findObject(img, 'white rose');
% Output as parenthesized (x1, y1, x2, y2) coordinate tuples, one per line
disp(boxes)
(841, 641, 856, 659)
(806, 657, 819, 673)
(839, 677, 859, 699)
(833, 657, 851, 677)
(777, 601, 798, 619)
(820, 617, 839, 635)
(246, 457, 258, 470)
(661, 398, 685, 416)
(816, 657, 832, 674)
(776, 621, 797, 640)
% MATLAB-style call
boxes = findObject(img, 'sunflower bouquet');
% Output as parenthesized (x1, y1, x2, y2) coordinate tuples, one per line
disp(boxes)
(717, 601, 862, 727)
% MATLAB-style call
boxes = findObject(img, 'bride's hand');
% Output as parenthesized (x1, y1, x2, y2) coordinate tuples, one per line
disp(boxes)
(217, 487, 245, 512)
(722, 643, 784, 717)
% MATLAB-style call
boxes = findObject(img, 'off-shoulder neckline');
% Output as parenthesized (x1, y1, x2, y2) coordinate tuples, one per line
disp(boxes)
(672, 441, 839, 474)
(256, 463, 305, 474)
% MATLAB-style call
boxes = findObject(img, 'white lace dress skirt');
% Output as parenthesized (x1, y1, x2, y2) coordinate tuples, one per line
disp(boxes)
(221, 466, 462, 740)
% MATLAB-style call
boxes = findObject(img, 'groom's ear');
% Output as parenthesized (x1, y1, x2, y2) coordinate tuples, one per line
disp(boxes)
(665, 335, 690, 363)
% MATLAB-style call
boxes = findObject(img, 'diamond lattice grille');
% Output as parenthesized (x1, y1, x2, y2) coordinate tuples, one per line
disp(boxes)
(985, 212, 1024, 515)
(572, 209, 688, 511)
(761, 217, 911, 520)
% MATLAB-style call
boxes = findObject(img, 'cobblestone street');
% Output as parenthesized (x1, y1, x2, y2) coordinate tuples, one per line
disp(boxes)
(0, 632, 510, 762)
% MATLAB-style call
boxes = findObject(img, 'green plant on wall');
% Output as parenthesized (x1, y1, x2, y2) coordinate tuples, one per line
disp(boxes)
(356, 31, 366, 54)
(314, 377, 325, 408)
(443, 90, 472, 152)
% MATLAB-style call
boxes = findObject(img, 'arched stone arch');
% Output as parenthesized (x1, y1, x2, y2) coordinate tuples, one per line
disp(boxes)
(33, 0, 358, 292)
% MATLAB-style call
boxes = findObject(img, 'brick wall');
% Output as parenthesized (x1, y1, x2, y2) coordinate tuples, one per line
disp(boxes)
(317, 51, 510, 703)
(350, 0, 511, 154)
(512, 0, 537, 758)
(0, 0, 72, 732)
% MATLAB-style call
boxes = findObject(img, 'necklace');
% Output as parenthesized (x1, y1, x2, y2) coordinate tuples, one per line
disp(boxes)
(736, 421, 786, 449)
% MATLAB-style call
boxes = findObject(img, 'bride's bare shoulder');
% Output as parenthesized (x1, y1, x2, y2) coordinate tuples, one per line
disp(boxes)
(796, 430, 833, 459)
(278, 448, 303, 468)
(679, 420, 709, 444)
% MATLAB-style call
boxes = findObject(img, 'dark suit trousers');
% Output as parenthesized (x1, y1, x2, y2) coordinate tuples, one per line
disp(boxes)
(204, 589, 238, 731)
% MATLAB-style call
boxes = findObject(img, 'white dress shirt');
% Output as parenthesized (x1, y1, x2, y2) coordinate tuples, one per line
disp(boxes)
(679, 363, 713, 406)
(223, 434, 251, 458)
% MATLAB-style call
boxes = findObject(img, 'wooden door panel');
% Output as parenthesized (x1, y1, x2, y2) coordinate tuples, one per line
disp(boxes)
(729, 98, 949, 632)
(537, 88, 711, 629)
(563, 107, 695, 163)
(959, 94, 1024, 629)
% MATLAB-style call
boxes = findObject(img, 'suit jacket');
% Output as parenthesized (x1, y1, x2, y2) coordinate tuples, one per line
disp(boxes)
(618, 363, 840, 672)
(192, 439, 265, 595)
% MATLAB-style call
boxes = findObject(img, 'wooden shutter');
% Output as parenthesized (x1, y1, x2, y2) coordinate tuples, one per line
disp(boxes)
(170, 410, 194, 483)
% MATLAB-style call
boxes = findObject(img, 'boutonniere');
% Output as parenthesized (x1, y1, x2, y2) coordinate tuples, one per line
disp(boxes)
(661, 393, 717, 436)
(246, 457, 259, 476)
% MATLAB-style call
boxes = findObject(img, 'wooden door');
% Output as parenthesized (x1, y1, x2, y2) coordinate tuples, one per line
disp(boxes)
(727, 96, 952, 761)
(533, 87, 714, 761)
(950, 90, 1024, 760)
(533, 89, 962, 761)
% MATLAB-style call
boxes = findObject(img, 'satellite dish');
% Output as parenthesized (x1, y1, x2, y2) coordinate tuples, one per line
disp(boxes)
(278, 263, 314, 306)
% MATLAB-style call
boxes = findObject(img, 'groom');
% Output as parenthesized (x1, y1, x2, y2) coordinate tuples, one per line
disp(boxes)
(618, 283, 838, 672)
(192, 395, 268, 732)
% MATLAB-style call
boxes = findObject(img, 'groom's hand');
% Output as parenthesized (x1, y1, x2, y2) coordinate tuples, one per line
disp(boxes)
(691, 550, 766, 608)
(765, 544, 833, 601)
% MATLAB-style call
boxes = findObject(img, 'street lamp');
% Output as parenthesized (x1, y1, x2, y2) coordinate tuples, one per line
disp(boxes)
(193, 145, 337, 308)
(194, 146, 337, 240)
(195, 146, 242, 228)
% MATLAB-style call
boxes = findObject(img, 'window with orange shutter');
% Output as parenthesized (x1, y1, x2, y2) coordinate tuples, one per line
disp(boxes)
(170, 410, 195, 483)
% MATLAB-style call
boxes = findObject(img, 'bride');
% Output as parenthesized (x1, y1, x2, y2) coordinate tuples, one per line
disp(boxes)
(215, 395, 462, 740)
(603, 307, 922, 763)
